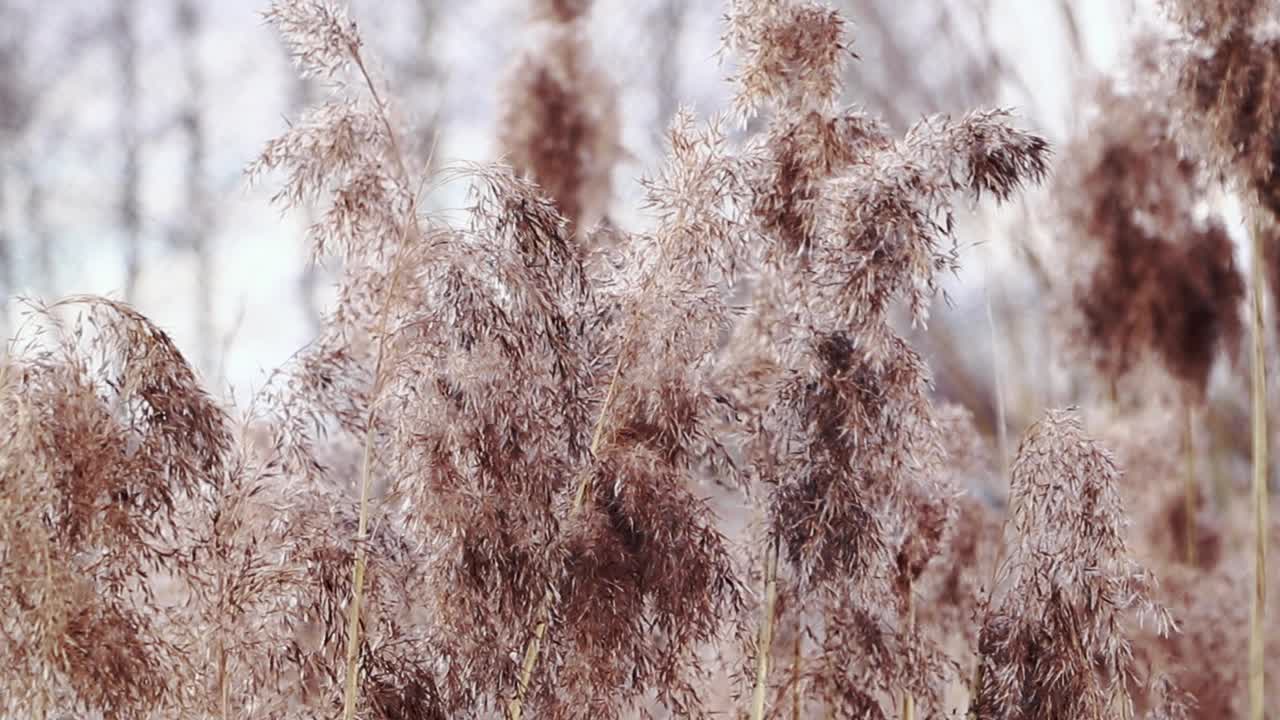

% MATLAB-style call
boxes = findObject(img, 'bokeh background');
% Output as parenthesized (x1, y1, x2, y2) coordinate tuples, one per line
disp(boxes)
(0, 0, 1154, 423)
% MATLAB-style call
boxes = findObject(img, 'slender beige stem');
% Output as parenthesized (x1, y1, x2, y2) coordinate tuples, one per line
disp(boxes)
(750, 539, 780, 720)
(902, 588, 915, 720)
(972, 276, 1006, 720)
(219, 639, 229, 720)
(791, 630, 803, 720)
(352, 49, 411, 188)
(1184, 403, 1197, 566)
(970, 408, 1021, 719)
(341, 254, 410, 719)
(1248, 207, 1269, 720)
(339, 53, 424, 719)
(967, 661, 983, 719)
(984, 269, 1009, 480)
(505, 195, 691, 716)
(337, 172, 432, 715)
(341, 413, 381, 720)
(508, 610, 548, 720)
(507, 358, 625, 720)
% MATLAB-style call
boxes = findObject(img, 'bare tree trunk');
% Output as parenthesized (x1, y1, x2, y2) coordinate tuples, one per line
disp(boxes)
(113, 0, 142, 305)
(177, 0, 213, 374)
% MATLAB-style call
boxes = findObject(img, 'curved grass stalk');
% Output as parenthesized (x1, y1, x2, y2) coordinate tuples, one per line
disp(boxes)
(340, 226, 413, 720)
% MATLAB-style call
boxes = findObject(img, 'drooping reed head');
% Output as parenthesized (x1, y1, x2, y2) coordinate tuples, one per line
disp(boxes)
(731, 8, 1051, 607)
(0, 297, 230, 718)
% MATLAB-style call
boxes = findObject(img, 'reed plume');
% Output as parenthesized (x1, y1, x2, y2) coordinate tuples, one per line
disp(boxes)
(974, 408, 1174, 720)
(0, 296, 229, 718)
(498, 0, 619, 231)
(1059, 82, 1244, 399)
(1162, 5, 1279, 716)
(719, 1, 1049, 717)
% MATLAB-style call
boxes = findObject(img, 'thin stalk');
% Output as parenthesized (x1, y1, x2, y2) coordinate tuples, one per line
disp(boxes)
(750, 538, 780, 720)
(340, 405, 381, 719)
(968, 449, 1021, 717)
(902, 588, 915, 720)
(1248, 207, 1269, 720)
(791, 631, 803, 720)
(339, 47, 426, 720)
(352, 49, 411, 187)
(218, 637, 229, 720)
(968, 279, 1012, 720)
(507, 195, 690, 715)
(1184, 402, 1197, 566)
(967, 662, 983, 719)
(507, 359, 625, 720)
(340, 240, 412, 720)
(984, 265, 1009, 480)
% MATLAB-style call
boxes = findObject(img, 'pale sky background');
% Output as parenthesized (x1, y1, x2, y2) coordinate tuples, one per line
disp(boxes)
(0, 0, 1159, 401)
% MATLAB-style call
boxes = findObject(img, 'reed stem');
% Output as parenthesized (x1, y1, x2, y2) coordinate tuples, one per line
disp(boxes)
(1248, 207, 1269, 720)
(791, 631, 803, 720)
(984, 269, 1010, 480)
(902, 589, 915, 720)
(1184, 403, 1197, 566)
(750, 538, 780, 720)
(339, 50, 423, 716)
